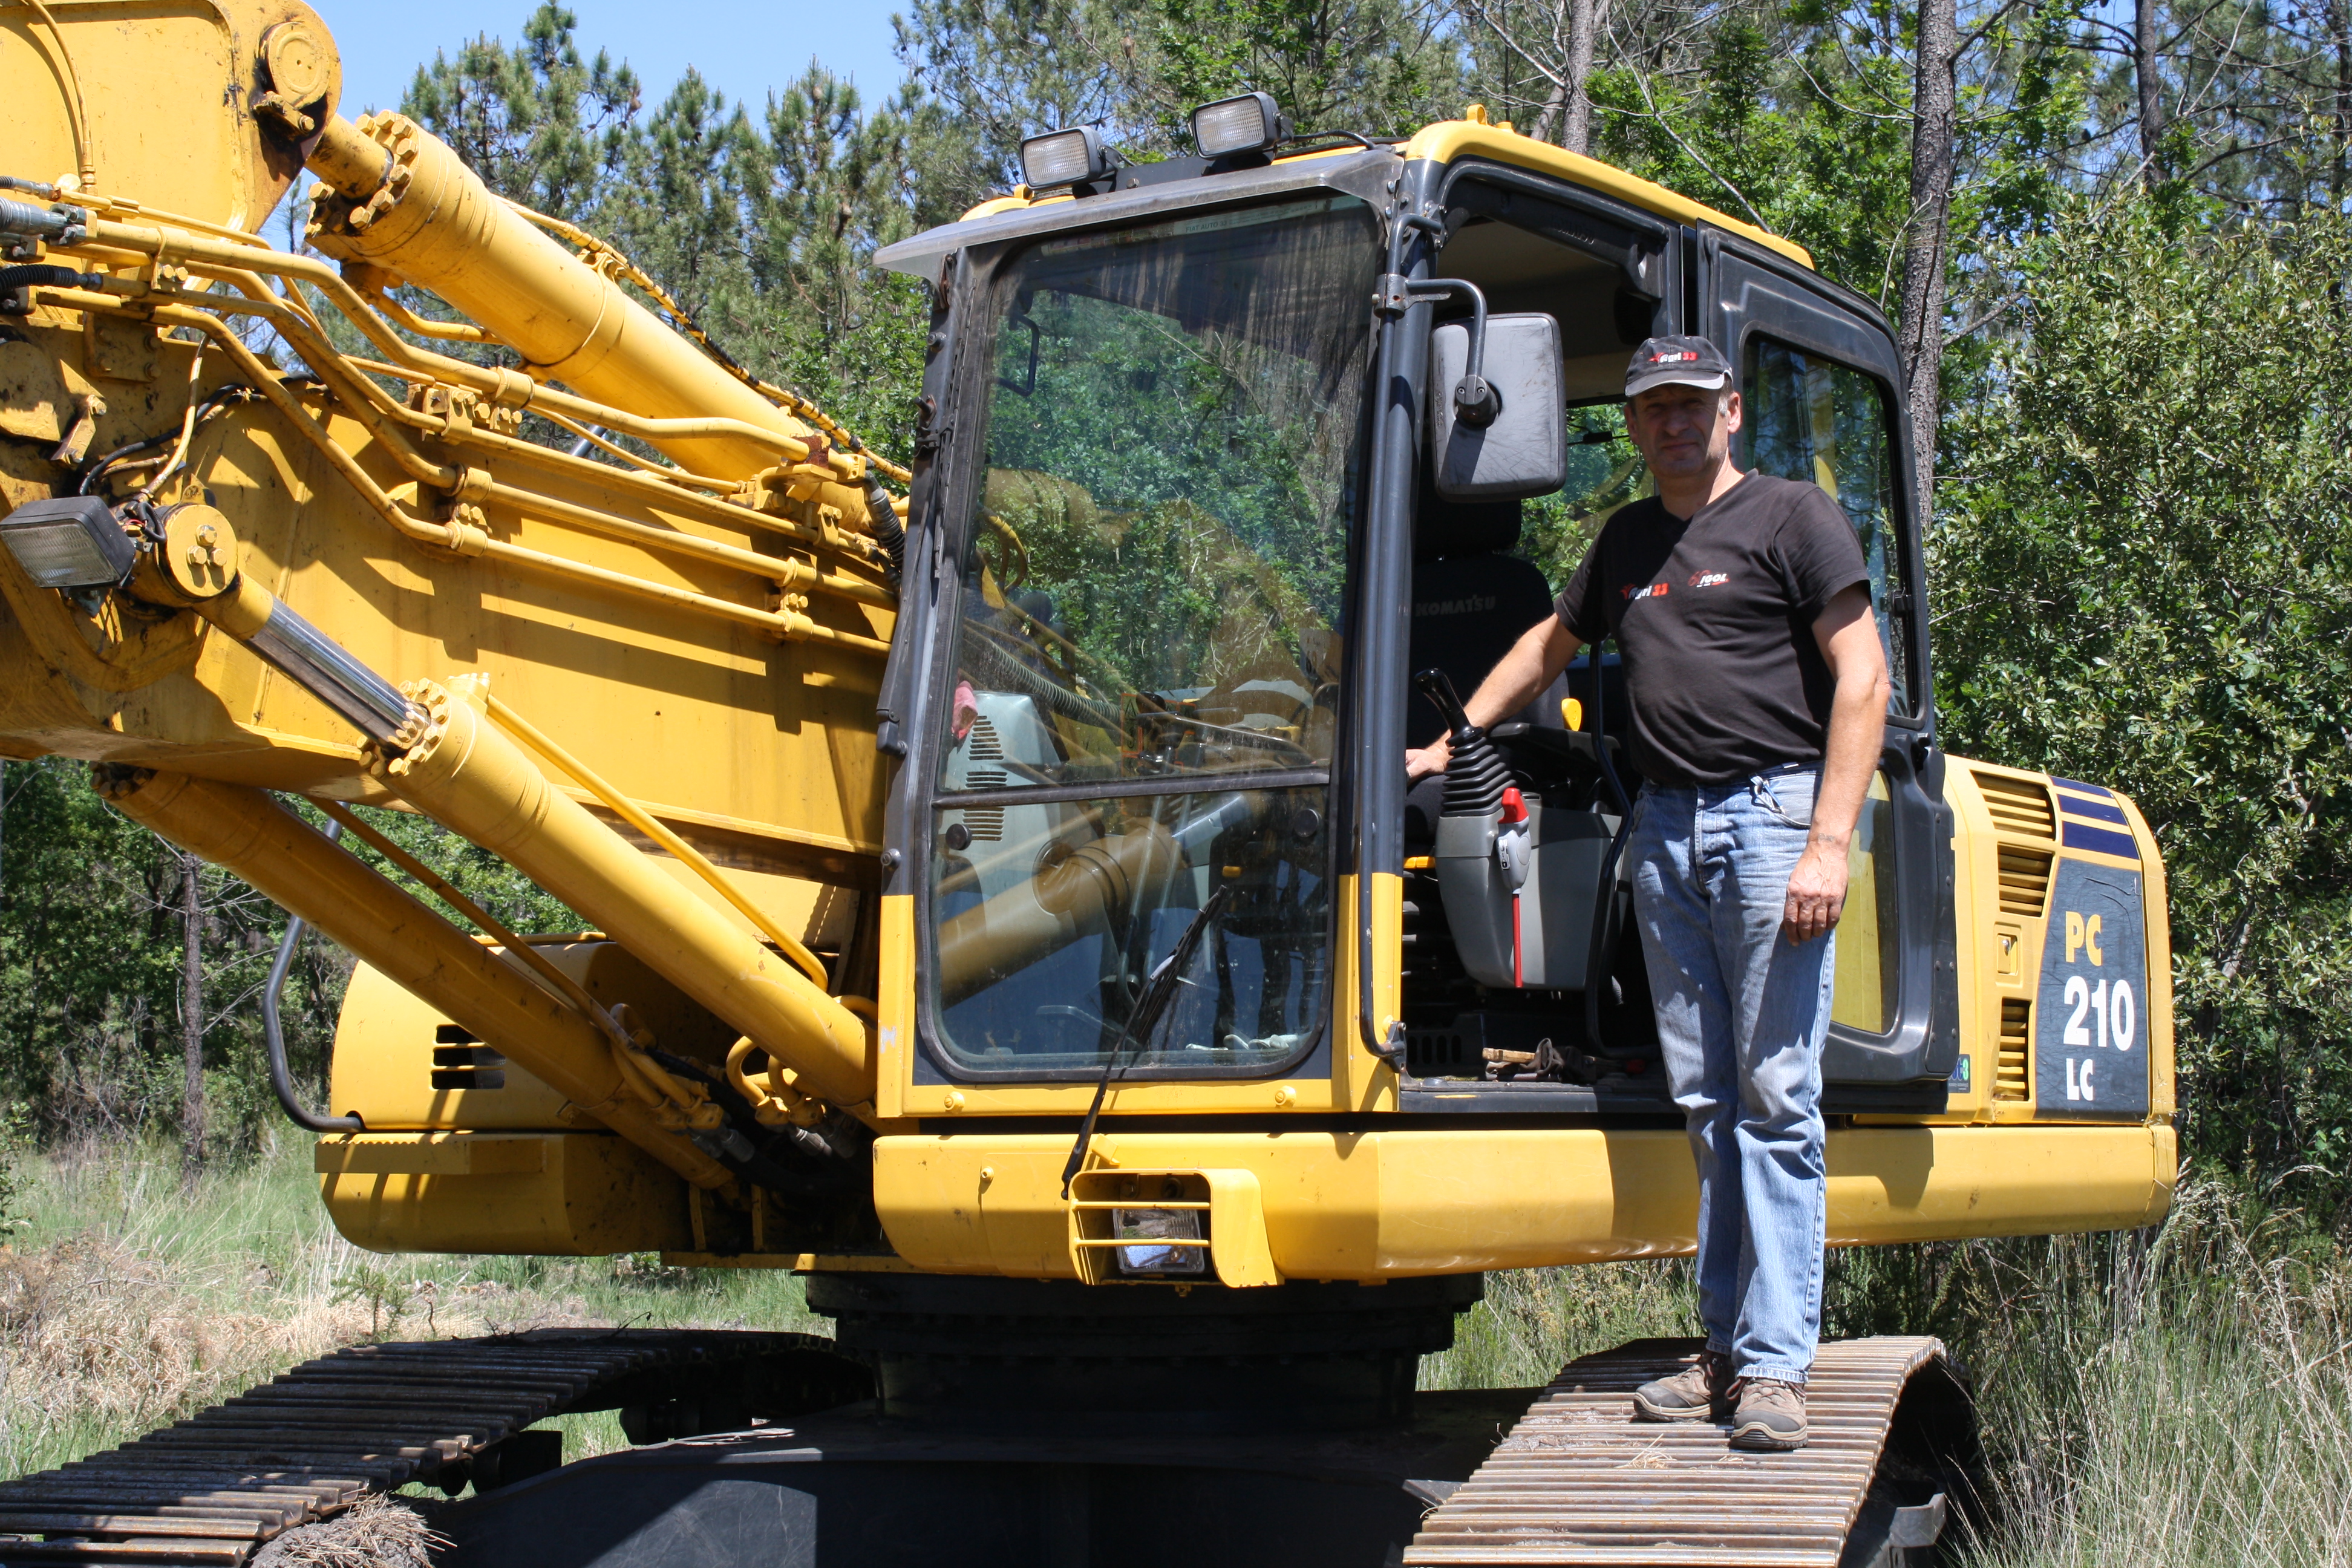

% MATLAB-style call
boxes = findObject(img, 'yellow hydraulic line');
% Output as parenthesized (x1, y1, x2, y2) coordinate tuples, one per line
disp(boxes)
(64, 269, 881, 567)
(71, 218, 815, 465)
(111, 304, 887, 650)
(368, 682, 877, 1114)
(350, 276, 496, 344)
(95, 769, 736, 1189)
(534, 409, 736, 491)
(480, 693, 834, 991)
(118, 278, 888, 578)
(318, 800, 598, 1012)
(301, 114, 813, 480)
(311, 800, 711, 1122)
(11, 0, 95, 189)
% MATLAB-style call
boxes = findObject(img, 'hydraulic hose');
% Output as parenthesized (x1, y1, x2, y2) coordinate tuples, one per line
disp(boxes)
(263, 817, 364, 1134)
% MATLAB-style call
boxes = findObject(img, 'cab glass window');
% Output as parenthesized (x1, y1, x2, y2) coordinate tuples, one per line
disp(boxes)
(1742, 340, 1914, 716)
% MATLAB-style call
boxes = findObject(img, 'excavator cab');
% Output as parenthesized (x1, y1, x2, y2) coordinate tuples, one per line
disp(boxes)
(879, 113, 1967, 1136)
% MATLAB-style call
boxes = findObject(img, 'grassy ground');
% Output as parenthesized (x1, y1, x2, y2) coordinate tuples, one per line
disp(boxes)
(2, 1140, 2345, 1565)
(0, 1137, 823, 1478)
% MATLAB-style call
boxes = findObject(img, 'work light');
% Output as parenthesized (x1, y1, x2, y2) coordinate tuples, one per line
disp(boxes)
(1190, 93, 1287, 157)
(1019, 126, 1114, 190)
(0, 495, 137, 588)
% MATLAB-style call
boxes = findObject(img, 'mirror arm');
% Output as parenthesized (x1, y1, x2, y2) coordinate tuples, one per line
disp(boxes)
(1381, 275, 1499, 428)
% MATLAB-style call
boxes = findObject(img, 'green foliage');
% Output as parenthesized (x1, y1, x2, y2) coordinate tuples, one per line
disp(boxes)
(0, 756, 580, 1154)
(1149, 0, 1463, 140)
(402, 4, 641, 215)
(895, 0, 1463, 189)
(1933, 199, 2352, 1218)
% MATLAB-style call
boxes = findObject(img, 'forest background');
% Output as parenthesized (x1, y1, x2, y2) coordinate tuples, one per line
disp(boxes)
(1, 0, 2348, 1219)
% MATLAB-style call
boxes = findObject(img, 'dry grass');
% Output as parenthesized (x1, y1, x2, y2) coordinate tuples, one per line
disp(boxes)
(1422, 1183, 2352, 1568)
(0, 1137, 822, 1481)
(2, 1140, 2343, 1567)
(248, 1495, 445, 1567)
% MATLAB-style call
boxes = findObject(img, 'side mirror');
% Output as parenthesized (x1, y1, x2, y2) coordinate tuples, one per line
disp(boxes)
(1429, 313, 1566, 501)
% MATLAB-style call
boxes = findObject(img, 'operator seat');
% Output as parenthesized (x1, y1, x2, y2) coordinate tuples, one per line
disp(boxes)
(1404, 495, 1563, 843)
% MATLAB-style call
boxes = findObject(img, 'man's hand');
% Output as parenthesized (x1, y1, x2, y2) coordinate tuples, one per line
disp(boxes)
(1787, 583, 1892, 945)
(1399, 617, 1584, 782)
(1406, 737, 1451, 781)
(1782, 838, 1849, 944)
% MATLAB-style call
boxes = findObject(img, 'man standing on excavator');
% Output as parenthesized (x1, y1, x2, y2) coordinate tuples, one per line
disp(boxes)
(1405, 336, 1893, 1452)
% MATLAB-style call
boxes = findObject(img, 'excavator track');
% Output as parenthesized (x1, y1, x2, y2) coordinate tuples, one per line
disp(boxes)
(0, 1329, 866, 1567)
(1406, 1336, 1962, 1567)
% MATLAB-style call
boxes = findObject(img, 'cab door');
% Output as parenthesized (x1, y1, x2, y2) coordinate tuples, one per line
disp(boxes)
(1700, 230, 1960, 1105)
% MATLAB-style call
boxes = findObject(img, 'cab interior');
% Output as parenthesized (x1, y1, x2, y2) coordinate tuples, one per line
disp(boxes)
(1395, 188, 1673, 1109)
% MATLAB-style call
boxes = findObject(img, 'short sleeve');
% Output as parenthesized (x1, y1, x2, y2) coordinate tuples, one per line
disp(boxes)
(1553, 526, 1611, 642)
(1777, 483, 1870, 621)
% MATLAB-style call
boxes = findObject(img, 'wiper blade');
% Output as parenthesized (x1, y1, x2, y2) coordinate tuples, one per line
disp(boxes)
(1058, 884, 1234, 1198)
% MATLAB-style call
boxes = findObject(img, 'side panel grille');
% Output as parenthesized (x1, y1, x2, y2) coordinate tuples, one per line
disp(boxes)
(1996, 846, 2055, 916)
(1975, 770, 2056, 837)
(1995, 1000, 2031, 1100)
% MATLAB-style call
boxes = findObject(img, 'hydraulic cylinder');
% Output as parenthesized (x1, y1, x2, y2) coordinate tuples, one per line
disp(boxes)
(367, 682, 877, 1114)
(302, 113, 810, 480)
(94, 767, 734, 1189)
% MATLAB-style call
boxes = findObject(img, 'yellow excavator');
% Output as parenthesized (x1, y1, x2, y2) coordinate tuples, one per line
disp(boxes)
(1, 3, 2172, 1563)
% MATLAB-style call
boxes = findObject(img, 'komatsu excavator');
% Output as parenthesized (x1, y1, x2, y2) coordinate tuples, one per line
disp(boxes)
(1, 4, 2173, 1564)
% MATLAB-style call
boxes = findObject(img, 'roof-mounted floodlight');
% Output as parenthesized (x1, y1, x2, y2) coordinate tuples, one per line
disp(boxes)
(1191, 93, 1289, 158)
(0, 495, 137, 589)
(1020, 126, 1117, 190)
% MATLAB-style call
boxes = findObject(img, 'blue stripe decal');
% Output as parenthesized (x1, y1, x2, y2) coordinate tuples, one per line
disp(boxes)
(2062, 821, 2139, 860)
(2058, 794, 2131, 826)
(2053, 776, 2112, 798)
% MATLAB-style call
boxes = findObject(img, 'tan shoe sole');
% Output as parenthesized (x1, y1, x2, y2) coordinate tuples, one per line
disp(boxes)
(1726, 1417, 1809, 1451)
(1631, 1389, 1730, 1423)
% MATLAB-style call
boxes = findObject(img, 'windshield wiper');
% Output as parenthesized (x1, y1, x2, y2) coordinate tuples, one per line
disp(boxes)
(1058, 884, 1235, 1198)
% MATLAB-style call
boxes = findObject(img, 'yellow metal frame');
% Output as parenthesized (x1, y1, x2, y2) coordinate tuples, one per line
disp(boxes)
(874, 1123, 2175, 1281)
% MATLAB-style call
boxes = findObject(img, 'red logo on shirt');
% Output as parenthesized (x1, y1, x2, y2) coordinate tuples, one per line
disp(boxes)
(1688, 571, 1729, 588)
(1621, 581, 1670, 603)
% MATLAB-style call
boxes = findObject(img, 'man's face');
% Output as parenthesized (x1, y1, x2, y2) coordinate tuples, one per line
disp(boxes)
(1627, 383, 1742, 484)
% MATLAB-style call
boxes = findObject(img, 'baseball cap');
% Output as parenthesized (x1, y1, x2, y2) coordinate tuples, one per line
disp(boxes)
(1625, 335, 1732, 397)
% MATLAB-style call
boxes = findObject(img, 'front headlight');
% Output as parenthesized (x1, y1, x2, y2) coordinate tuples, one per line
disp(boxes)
(1114, 1206, 1207, 1275)
(1190, 93, 1287, 158)
(1020, 126, 1114, 190)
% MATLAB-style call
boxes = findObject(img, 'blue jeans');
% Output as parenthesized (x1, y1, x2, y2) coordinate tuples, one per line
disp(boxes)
(1628, 764, 1834, 1386)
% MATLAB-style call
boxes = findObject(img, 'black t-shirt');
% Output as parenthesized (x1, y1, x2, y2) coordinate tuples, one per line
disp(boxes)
(1555, 472, 1869, 786)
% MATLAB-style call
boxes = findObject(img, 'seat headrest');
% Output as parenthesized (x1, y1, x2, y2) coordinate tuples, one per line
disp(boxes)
(1414, 495, 1523, 561)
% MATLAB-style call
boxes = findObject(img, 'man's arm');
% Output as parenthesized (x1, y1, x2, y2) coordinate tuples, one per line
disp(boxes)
(1782, 583, 1893, 943)
(1405, 614, 1585, 780)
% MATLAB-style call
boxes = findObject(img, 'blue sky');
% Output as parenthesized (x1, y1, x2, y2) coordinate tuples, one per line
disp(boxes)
(314, 0, 910, 122)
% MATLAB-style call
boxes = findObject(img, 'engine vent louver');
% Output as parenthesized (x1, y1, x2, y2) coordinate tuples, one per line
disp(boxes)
(1996, 846, 2055, 916)
(1974, 771, 2057, 838)
(430, 1024, 506, 1091)
(1976, 769, 2057, 916)
(1994, 1000, 2031, 1100)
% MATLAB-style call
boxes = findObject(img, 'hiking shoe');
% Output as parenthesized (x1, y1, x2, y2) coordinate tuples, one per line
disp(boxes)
(1728, 1377, 1809, 1451)
(1632, 1348, 1735, 1422)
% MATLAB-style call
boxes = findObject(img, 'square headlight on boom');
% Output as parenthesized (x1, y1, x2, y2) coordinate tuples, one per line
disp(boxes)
(0, 495, 137, 589)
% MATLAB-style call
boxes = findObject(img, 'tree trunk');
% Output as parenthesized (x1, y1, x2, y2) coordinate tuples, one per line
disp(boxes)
(2333, 0, 2350, 205)
(1896, 0, 1958, 523)
(2134, 0, 2166, 180)
(1563, 0, 1601, 154)
(179, 850, 205, 1184)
